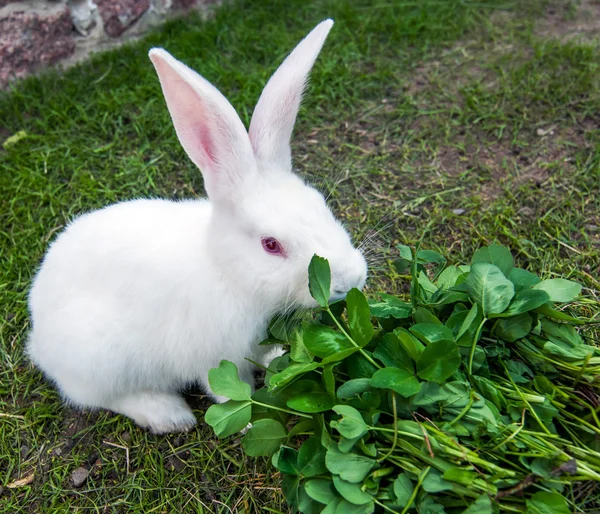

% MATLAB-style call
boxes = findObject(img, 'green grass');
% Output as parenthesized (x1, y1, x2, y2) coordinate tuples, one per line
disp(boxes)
(1, 0, 599, 511)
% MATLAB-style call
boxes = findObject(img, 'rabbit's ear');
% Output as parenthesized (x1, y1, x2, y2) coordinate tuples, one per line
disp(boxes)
(149, 49, 256, 203)
(249, 20, 333, 174)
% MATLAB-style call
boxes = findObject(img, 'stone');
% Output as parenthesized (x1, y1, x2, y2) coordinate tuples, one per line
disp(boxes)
(71, 466, 90, 488)
(68, 0, 99, 36)
(0, 6, 75, 87)
(452, 208, 465, 215)
(95, 0, 150, 37)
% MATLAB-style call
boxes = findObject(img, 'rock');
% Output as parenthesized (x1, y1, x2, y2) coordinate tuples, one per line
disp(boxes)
(95, 0, 150, 37)
(452, 208, 465, 215)
(71, 466, 90, 488)
(68, 0, 99, 36)
(0, 6, 75, 87)
(20, 445, 30, 460)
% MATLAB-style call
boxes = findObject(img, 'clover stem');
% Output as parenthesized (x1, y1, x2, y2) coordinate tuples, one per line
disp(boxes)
(467, 317, 487, 375)
(400, 466, 430, 514)
(251, 400, 312, 419)
(374, 500, 397, 513)
(378, 393, 398, 463)
(501, 360, 552, 436)
(448, 391, 476, 426)
(326, 307, 381, 369)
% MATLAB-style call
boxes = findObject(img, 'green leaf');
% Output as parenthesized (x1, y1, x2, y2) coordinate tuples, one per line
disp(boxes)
(417, 340, 461, 384)
(472, 244, 513, 277)
(397, 244, 413, 261)
(436, 265, 465, 289)
(413, 306, 443, 325)
(417, 249, 446, 266)
(418, 271, 439, 296)
(368, 294, 412, 319)
(393, 473, 414, 507)
(505, 359, 534, 384)
(205, 400, 252, 438)
(331, 405, 369, 439)
(428, 289, 470, 306)
(410, 323, 454, 345)
(298, 487, 322, 514)
(395, 328, 425, 360)
(338, 434, 362, 453)
(456, 303, 480, 341)
(287, 392, 334, 413)
(241, 419, 287, 457)
(325, 447, 376, 483)
(526, 491, 570, 514)
(541, 319, 583, 345)
(309, 254, 331, 307)
(533, 278, 582, 303)
(347, 289, 374, 346)
(290, 328, 313, 364)
(337, 378, 373, 399)
(411, 381, 470, 410)
(370, 368, 421, 397)
(543, 339, 593, 361)
(288, 419, 315, 437)
(305, 479, 339, 505)
(491, 289, 550, 318)
(466, 262, 515, 316)
(208, 360, 252, 401)
(332, 475, 373, 505)
(373, 333, 413, 371)
(347, 352, 379, 379)
(281, 474, 300, 508)
(298, 437, 328, 477)
(419, 496, 447, 514)
(462, 494, 492, 514)
(334, 500, 374, 514)
(346, 390, 382, 413)
(509, 267, 541, 290)
(422, 469, 453, 492)
(269, 362, 320, 389)
(274, 446, 299, 475)
(495, 313, 532, 342)
(322, 347, 360, 365)
(417, 249, 447, 279)
(472, 376, 507, 410)
(323, 364, 336, 397)
(303, 325, 353, 359)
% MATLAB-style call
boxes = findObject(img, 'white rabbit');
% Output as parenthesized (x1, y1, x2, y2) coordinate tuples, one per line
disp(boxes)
(26, 19, 367, 434)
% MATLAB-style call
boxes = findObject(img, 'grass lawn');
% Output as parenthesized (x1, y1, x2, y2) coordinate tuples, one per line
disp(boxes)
(1, 0, 599, 511)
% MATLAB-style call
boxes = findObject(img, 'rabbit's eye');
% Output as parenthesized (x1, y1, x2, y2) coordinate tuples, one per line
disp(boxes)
(262, 237, 284, 256)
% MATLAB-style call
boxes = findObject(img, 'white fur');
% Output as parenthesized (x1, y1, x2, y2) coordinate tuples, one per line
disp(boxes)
(26, 20, 367, 434)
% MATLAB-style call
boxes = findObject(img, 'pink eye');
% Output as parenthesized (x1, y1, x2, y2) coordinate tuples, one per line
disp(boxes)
(262, 237, 284, 256)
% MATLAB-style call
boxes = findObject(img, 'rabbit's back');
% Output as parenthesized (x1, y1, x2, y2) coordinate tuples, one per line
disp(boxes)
(27, 198, 217, 400)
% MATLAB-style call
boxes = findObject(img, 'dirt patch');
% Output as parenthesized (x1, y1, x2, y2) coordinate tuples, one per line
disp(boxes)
(537, 0, 600, 41)
(431, 118, 594, 201)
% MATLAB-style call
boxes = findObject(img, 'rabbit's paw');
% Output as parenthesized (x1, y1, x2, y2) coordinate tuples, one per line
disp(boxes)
(109, 392, 197, 434)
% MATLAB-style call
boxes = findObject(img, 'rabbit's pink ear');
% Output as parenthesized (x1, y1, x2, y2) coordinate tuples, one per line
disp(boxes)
(149, 48, 256, 203)
(249, 20, 333, 174)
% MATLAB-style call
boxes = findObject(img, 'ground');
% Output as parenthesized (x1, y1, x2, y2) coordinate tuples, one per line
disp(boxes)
(0, 0, 599, 512)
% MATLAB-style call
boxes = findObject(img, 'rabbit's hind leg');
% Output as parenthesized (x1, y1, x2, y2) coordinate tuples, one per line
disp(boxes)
(108, 392, 197, 434)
